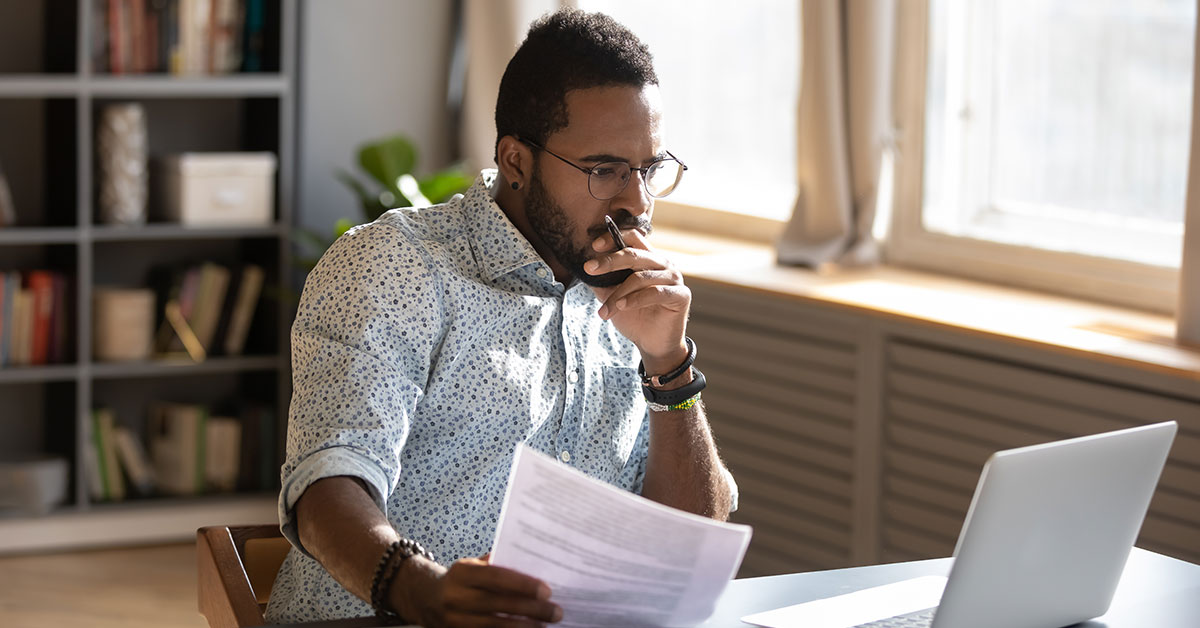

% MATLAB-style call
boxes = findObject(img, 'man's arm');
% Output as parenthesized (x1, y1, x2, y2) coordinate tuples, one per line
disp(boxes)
(587, 230, 734, 521)
(638, 368, 733, 520)
(295, 476, 562, 627)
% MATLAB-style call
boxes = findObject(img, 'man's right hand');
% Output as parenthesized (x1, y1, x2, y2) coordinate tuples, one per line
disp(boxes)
(397, 555, 563, 627)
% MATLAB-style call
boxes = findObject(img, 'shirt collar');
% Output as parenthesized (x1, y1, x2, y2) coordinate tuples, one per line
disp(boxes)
(465, 169, 551, 282)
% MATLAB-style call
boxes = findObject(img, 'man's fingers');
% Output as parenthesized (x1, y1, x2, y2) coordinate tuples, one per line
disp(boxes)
(444, 587, 563, 622)
(448, 561, 552, 599)
(597, 270, 686, 318)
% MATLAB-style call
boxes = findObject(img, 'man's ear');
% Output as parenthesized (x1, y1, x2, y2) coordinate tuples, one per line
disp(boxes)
(497, 136, 534, 190)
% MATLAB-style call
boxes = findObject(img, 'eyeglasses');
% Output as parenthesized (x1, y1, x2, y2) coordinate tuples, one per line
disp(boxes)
(520, 139, 688, 201)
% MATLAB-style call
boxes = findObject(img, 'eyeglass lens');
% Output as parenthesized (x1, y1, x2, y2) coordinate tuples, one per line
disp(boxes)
(589, 160, 684, 200)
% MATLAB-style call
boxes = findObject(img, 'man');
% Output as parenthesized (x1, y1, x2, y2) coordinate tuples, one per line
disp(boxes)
(266, 9, 735, 626)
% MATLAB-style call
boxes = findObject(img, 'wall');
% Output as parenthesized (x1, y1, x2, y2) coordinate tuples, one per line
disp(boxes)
(297, 0, 457, 235)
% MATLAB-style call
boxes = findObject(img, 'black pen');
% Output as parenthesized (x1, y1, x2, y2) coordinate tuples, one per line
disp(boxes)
(604, 215, 627, 251)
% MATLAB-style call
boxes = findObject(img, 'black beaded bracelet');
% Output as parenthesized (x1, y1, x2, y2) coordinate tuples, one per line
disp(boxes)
(370, 538, 436, 618)
(639, 336, 697, 388)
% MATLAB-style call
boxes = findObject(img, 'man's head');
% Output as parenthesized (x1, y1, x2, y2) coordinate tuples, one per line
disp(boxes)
(494, 9, 670, 287)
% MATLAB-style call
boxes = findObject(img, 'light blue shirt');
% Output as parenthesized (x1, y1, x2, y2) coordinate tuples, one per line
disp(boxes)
(266, 170, 651, 622)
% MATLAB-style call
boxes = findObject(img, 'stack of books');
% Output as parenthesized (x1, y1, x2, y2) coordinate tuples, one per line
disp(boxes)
(0, 270, 71, 368)
(153, 261, 264, 358)
(94, 0, 271, 75)
(86, 403, 276, 501)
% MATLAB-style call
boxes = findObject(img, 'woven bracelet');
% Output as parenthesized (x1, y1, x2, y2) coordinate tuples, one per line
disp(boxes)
(370, 538, 437, 618)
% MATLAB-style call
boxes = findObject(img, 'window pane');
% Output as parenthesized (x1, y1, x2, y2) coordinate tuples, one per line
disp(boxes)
(924, 0, 1196, 267)
(577, 0, 799, 220)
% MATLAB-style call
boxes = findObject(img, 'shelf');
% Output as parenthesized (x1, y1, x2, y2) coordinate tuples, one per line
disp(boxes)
(0, 227, 80, 246)
(91, 223, 283, 242)
(88, 75, 289, 98)
(0, 364, 79, 384)
(0, 76, 80, 97)
(0, 493, 277, 554)
(89, 355, 282, 380)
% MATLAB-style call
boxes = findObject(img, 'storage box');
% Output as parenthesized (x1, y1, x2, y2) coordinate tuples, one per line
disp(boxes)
(0, 455, 68, 516)
(162, 152, 276, 226)
(93, 287, 155, 362)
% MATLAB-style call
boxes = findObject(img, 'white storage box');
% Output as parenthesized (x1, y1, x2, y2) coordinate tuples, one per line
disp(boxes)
(162, 152, 276, 226)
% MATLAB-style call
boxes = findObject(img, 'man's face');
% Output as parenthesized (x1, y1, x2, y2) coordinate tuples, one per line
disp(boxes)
(524, 85, 664, 287)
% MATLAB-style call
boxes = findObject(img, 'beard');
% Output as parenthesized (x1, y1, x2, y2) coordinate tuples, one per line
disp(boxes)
(525, 172, 649, 288)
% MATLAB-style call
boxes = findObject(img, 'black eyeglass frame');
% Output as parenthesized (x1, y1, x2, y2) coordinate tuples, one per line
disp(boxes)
(519, 138, 688, 200)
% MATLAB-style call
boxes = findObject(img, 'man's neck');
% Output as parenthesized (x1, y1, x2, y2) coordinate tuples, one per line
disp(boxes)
(495, 183, 573, 284)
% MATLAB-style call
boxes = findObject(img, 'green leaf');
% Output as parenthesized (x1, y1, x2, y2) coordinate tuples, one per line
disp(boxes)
(334, 218, 356, 238)
(398, 174, 433, 208)
(418, 168, 474, 204)
(357, 136, 417, 196)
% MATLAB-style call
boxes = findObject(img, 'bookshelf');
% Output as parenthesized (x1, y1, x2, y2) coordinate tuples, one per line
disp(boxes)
(0, 0, 294, 552)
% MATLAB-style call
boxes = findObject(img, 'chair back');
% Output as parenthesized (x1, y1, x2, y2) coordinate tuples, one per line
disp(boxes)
(197, 524, 291, 628)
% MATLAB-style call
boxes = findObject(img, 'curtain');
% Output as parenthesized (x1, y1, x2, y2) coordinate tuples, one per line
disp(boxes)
(460, 0, 566, 174)
(777, 0, 897, 268)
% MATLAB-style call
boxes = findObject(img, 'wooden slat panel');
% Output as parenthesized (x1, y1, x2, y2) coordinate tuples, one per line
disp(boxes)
(706, 391, 854, 449)
(884, 475, 973, 518)
(888, 394, 1062, 449)
(883, 500, 963, 542)
(1150, 488, 1200, 524)
(734, 500, 851, 550)
(715, 419, 853, 476)
(890, 342, 1200, 435)
(690, 282, 861, 345)
(704, 363, 855, 422)
(885, 449, 980, 493)
(887, 421, 994, 469)
(690, 318, 858, 383)
(746, 527, 849, 570)
(722, 453, 853, 521)
(882, 524, 955, 559)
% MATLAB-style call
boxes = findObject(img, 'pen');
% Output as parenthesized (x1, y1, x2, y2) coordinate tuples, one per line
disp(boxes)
(604, 215, 627, 251)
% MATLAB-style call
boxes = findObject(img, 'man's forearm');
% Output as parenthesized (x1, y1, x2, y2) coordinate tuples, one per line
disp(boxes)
(295, 476, 403, 602)
(640, 401, 733, 521)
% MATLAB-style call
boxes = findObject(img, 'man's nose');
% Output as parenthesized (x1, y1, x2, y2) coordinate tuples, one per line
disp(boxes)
(612, 169, 653, 216)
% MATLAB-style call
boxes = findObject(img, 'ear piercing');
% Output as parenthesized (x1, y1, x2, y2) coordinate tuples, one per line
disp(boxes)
(511, 181, 520, 190)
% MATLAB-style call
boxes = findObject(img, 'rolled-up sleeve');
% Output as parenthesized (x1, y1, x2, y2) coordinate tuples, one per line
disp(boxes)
(278, 221, 442, 553)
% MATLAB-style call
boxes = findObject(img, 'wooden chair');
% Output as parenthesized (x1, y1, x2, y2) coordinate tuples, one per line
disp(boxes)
(197, 525, 397, 628)
(197, 525, 293, 627)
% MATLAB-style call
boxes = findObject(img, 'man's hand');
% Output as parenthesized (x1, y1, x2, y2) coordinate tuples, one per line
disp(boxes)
(398, 554, 562, 628)
(585, 228, 690, 374)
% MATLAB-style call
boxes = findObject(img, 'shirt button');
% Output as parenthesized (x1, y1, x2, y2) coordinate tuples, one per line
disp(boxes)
(567, 371, 579, 383)
(536, 267, 548, 278)
(560, 450, 571, 463)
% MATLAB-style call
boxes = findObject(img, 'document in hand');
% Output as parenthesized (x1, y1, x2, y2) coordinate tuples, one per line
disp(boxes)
(490, 444, 752, 627)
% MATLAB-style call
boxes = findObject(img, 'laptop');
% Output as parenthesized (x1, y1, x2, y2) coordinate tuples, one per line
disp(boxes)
(742, 421, 1178, 628)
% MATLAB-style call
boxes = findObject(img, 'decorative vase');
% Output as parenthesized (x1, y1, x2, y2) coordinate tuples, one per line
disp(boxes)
(97, 103, 148, 225)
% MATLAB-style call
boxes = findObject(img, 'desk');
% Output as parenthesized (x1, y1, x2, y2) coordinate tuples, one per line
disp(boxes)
(267, 547, 1200, 628)
(699, 547, 1200, 628)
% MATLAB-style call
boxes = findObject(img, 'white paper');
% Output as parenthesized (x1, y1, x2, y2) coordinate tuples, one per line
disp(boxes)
(490, 444, 752, 627)
(741, 575, 948, 628)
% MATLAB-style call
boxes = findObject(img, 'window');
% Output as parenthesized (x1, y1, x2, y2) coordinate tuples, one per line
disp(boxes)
(894, 0, 1198, 312)
(576, 0, 800, 222)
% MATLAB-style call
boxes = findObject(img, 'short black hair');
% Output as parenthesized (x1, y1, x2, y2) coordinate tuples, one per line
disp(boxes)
(494, 8, 658, 161)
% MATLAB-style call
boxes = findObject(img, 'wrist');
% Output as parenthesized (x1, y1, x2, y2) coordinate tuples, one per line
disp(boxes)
(388, 555, 443, 625)
(639, 341, 688, 378)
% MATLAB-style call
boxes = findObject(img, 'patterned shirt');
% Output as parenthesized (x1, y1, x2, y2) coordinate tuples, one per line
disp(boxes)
(266, 170, 651, 622)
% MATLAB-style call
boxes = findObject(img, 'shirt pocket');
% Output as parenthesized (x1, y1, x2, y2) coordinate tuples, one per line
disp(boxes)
(598, 365, 647, 475)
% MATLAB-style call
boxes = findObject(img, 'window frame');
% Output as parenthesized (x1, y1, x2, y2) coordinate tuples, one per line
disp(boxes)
(888, 0, 1194, 315)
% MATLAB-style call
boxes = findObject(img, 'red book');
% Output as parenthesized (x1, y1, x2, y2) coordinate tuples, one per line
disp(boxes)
(26, 271, 55, 366)
(108, 0, 124, 75)
(130, 0, 146, 73)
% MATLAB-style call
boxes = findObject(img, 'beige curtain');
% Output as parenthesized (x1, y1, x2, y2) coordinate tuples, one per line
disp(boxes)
(460, 0, 566, 173)
(777, 0, 897, 267)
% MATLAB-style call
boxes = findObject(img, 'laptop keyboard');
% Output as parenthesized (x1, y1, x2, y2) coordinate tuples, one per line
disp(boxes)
(855, 607, 937, 628)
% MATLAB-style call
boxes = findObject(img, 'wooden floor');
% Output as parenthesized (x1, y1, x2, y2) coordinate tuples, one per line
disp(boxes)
(0, 543, 208, 628)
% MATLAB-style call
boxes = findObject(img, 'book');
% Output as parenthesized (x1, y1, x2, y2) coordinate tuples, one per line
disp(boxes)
(107, 0, 125, 75)
(113, 425, 155, 495)
(149, 402, 207, 495)
(205, 415, 241, 491)
(220, 264, 262, 356)
(0, 272, 12, 366)
(191, 262, 230, 353)
(0, 162, 15, 227)
(26, 271, 56, 366)
(93, 408, 126, 501)
(11, 288, 33, 366)
(83, 411, 106, 501)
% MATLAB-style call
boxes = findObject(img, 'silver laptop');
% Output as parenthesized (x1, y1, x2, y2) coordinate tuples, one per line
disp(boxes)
(743, 421, 1178, 628)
